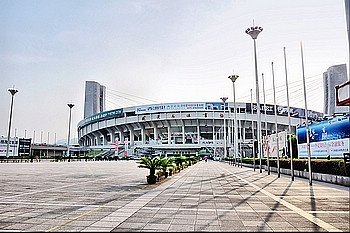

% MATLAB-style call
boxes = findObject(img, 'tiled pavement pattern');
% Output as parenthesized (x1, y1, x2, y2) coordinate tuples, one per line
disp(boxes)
(0, 160, 349, 232)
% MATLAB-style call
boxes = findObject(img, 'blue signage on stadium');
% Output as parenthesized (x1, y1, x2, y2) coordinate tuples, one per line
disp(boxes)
(79, 109, 124, 127)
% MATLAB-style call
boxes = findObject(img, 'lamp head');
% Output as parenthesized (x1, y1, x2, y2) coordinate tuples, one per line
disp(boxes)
(220, 97, 228, 102)
(228, 74, 239, 83)
(67, 103, 75, 109)
(245, 25, 263, 39)
(8, 88, 18, 96)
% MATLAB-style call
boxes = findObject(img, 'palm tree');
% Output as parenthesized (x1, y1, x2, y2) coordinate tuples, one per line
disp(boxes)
(159, 157, 174, 177)
(138, 156, 161, 184)
(187, 155, 199, 166)
(173, 155, 187, 170)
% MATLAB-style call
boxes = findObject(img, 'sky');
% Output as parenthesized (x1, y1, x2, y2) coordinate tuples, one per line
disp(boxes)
(0, 0, 349, 144)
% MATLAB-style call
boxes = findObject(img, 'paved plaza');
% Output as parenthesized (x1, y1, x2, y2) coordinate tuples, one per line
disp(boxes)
(0, 160, 349, 232)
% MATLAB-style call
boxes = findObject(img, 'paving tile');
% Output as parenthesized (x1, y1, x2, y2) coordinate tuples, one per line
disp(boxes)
(168, 224, 195, 231)
(142, 223, 170, 230)
(194, 224, 221, 231)
(117, 222, 147, 229)
(219, 219, 244, 227)
(82, 226, 116, 232)
(171, 218, 195, 225)
(0, 161, 349, 232)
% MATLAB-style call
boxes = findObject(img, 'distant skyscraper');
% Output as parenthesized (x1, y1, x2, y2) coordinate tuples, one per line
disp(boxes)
(345, 0, 349, 42)
(323, 64, 348, 115)
(84, 81, 106, 118)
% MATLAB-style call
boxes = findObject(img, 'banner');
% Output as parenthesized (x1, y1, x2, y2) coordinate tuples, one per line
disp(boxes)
(297, 115, 350, 157)
(0, 136, 18, 157)
(245, 103, 323, 119)
(264, 131, 287, 157)
(135, 102, 229, 114)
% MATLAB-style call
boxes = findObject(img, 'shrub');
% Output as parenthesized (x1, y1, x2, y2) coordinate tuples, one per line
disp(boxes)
(244, 158, 349, 176)
(137, 156, 161, 184)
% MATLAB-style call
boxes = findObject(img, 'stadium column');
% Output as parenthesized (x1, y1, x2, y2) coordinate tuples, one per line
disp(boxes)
(167, 126, 171, 144)
(115, 126, 124, 144)
(153, 126, 158, 142)
(107, 128, 115, 144)
(86, 135, 92, 146)
(182, 125, 185, 144)
(92, 132, 101, 146)
(141, 127, 145, 145)
(126, 125, 134, 147)
(242, 121, 246, 141)
(212, 124, 215, 144)
(197, 124, 200, 144)
(120, 131, 125, 143)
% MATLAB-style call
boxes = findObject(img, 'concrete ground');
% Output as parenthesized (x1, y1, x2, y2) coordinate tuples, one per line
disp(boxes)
(0, 160, 348, 232)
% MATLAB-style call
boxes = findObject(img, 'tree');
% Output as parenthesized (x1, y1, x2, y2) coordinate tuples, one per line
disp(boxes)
(137, 156, 161, 184)
(159, 157, 174, 177)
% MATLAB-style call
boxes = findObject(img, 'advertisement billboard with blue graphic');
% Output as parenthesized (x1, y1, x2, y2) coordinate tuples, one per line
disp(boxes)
(297, 114, 350, 158)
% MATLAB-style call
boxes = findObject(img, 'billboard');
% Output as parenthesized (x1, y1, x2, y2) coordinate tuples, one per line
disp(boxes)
(0, 136, 18, 157)
(245, 103, 323, 120)
(18, 138, 32, 156)
(135, 102, 229, 114)
(263, 131, 288, 157)
(297, 115, 350, 158)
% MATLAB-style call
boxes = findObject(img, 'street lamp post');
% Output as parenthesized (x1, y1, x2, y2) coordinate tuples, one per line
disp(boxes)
(300, 42, 312, 185)
(250, 89, 256, 171)
(228, 74, 239, 166)
(67, 103, 74, 162)
(220, 97, 228, 160)
(246, 25, 263, 173)
(283, 47, 294, 181)
(262, 73, 270, 175)
(6, 88, 19, 159)
(271, 62, 281, 178)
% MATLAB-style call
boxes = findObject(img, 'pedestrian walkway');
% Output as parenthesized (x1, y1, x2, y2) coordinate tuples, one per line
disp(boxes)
(109, 161, 349, 232)
(0, 160, 348, 232)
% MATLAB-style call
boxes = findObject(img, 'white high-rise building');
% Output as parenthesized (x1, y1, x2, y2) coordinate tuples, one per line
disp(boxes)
(323, 64, 348, 115)
(345, 0, 349, 42)
(84, 81, 106, 118)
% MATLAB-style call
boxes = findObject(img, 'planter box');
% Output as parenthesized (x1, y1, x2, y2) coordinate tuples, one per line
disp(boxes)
(247, 163, 349, 186)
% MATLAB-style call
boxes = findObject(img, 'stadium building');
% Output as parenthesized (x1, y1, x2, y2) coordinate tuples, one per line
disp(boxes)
(77, 101, 323, 158)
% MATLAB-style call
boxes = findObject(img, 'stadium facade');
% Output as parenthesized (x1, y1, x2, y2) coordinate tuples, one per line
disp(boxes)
(77, 101, 323, 157)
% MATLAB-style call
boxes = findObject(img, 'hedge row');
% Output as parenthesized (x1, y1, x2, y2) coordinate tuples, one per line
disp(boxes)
(234, 158, 349, 177)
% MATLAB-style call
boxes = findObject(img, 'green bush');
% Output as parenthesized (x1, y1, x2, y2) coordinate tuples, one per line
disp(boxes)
(242, 158, 349, 176)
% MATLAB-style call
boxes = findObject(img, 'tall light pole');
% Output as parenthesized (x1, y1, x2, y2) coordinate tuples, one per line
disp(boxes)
(271, 62, 280, 178)
(6, 88, 19, 158)
(47, 132, 50, 159)
(246, 25, 263, 173)
(220, 97, 228, 160)
(262, 73, 270, 174)
(228, 74, 239, 166)
(67, 103, 75, 161)
(54, 132, 57, 161)
(250, 88, 256, 171)
(283, 47, 294, 181)
(300, 42, 312, 185)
